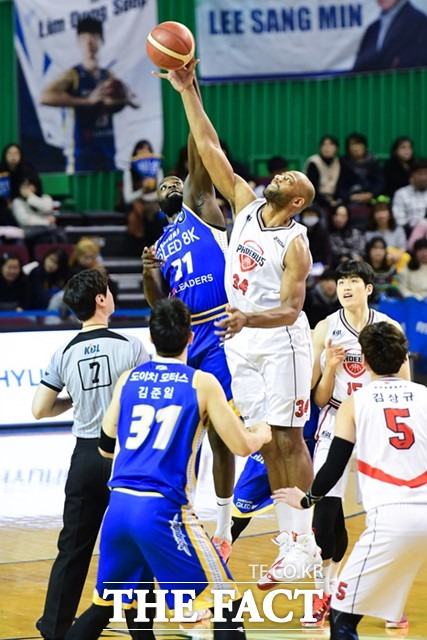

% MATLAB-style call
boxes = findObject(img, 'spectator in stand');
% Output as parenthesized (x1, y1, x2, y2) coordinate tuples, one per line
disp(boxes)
(336, 133, 383, 230)
(304, 135, 341, 210)
(364, 236, 402, 304)
(329, 203, 365, 267)
(28, 247, 70, 310)
(300, 205, 332, 269)
(166, 144, 189, 181)
(12, 175, 66, 257)
(303, 269, 341, 328)
(398, 238, 427, 300)
(122, 139, 166, 256)
(254, 155, 289, 197)
(365, 195, 409, 270)
(0, 143, 39, 226)
(384, 136, 415, 197)
(392, 159, 427, 236)
(0, 252, 32, 311)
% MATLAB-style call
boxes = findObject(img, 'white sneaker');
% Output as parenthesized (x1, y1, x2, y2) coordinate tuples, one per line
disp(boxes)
(257, 531, 322, 590)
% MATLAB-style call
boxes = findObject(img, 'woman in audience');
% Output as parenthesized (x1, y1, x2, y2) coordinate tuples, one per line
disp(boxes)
(68, 237, 118, 299)
(304, 134, 341, 210)
(0, 143, 38, 227)
(364, 236, 402, 304)
(28, 247, 69, 310)
(328, 203, 365, 267)
(384, 136, 415, 197)
(365, 196, 409, 270)
(398, 238, 427, 300)
(299, 205, 332, 268)
(0, 252, 32, 311)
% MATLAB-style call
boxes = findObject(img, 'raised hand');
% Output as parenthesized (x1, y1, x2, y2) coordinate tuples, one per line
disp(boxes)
(152, 59, 199, 93)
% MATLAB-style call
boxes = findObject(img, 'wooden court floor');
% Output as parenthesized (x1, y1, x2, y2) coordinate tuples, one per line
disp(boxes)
(1, 437, 426, 640)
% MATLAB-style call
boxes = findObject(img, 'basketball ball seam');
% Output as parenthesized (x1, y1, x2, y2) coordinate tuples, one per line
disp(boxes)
(147, 31, 195, 64)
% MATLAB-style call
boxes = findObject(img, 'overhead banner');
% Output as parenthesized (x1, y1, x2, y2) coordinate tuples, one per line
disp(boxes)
(14, 0, 162, 173)
(195, 0, 427, 82)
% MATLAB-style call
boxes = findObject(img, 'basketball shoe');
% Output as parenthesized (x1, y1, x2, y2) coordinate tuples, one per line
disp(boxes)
(212, 536, 232, 562)
(257, 531, 322, 590)
(301, 593, 331, 627)
(385, 615, 409, 630)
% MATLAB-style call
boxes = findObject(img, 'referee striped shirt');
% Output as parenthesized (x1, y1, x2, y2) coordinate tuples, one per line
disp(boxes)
(40, 328, 148, 438)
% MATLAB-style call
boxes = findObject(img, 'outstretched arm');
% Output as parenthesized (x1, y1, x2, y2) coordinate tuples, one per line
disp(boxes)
(155, 62, 255, 215)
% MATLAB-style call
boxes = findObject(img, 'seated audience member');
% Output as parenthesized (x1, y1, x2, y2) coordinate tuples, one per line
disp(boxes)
(398, 238, 427, 300)
(329, 203, 365, 267)
(0, 252, 32, 311)
(304, 135, 341, 210)
(12, 175, 66, 256)
(68, 237, 118, 300)
(364, 237, 402, 304)
(166, 144, 189, 181)
(254, 155, 289, 197)
(407, 219, 427, 251)
(336, 132, 383, 230)
(28, 247, 70, 310)
(392, 159, 427, 235)
(365, 196, 409, 270)
(384, 136, 415, 197)
(0, 143, 39, 227)
(299, 205, 331, 269)
(303, 269, 341, 328)
(123, 140, 166, 256)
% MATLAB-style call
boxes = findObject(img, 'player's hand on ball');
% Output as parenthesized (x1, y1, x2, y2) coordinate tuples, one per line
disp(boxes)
(152, 59, 199, 93)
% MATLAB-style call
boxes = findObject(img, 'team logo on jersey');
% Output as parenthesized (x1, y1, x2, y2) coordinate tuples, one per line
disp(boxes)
(237, 240, 265, 271)
(343, 349, 365, 378)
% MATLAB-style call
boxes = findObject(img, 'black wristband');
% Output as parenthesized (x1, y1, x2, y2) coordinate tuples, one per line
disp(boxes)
(300, 489, 323, 509)
(99, 429, 116, 454)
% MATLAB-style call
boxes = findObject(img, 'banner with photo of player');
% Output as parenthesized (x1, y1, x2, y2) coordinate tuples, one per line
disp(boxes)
(14, 0, 162, 173)
(195, 0, 427, 82)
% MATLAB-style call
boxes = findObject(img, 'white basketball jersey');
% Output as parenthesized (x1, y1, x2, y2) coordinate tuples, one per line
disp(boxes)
(354, 377, 427, 510)
(225, 199, 311, 319)
(320, 308, 390, 408)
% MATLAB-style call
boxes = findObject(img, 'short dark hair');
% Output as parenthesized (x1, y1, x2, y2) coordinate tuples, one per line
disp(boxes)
(335, 260, 375, 286)
(359, 322, 407, 375)
(346, 132, 367, 150)
(411, 158, 427, 173)
(149, 298, 191, 357)
(77, 17, 103, 39)
(63, 269, 108, 322)
(319, 268, 337, 281)
(320, 134, 339, 148)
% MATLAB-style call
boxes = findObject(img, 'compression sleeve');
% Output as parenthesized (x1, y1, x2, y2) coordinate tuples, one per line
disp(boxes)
(99, 429, 116, 454)
(300, 436, 355, 508)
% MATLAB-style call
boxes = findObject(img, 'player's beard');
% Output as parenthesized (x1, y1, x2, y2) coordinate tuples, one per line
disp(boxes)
(263, 184, 294, 208)
(160, 193, 183, 218)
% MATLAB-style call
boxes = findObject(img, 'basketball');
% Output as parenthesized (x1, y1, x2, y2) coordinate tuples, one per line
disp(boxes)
(146, 21, 195, 71)
(104, 78, 127, 100)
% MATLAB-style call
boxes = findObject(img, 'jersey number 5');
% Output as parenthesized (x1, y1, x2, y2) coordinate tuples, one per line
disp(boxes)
(384, 408, 415, 450)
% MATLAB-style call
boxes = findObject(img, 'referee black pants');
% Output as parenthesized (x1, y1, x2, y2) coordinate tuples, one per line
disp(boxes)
(37, 437, 112, 640)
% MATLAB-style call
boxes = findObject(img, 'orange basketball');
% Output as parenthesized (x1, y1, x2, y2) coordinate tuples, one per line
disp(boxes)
(146, 21, 195, 71)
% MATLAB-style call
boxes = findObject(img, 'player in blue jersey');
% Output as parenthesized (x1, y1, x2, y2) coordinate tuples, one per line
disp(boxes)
(65, 298, 271, 640)
(142, 87, 235, 562)
(40, 17, 138, 172)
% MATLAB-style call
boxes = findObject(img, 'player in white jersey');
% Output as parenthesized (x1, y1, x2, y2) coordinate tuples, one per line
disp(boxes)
(274, 322, 427, 638)
(32, 269, 149, 640)
(308, 260, 410, 626)
(156, 61, 321, 589)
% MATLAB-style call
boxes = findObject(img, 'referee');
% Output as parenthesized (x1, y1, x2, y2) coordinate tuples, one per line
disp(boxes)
(32, 268, 149, 640)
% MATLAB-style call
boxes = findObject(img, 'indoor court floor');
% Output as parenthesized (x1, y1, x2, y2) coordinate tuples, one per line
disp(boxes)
(1, 430, 426, 640)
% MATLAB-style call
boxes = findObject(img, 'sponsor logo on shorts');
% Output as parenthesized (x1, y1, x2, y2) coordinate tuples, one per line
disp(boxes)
(169, 513, 191, 557)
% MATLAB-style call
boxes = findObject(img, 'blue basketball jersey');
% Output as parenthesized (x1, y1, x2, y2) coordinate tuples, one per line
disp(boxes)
(109, 358, 206, 507)
(156, 205, 228, 320)
(70, 64, 116, 171)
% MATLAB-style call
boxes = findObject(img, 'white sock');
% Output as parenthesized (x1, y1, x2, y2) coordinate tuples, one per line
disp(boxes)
(274, 501, 294, 533)
(214, 496, 233, 541)
(292, 506, 314, 535)
(314, 560, 332, 596)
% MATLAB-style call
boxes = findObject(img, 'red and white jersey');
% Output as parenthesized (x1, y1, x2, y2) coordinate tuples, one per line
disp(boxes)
(320, 308, 390, 409)
(225, 198, 311, 317)
(354, 377, 427, 510)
